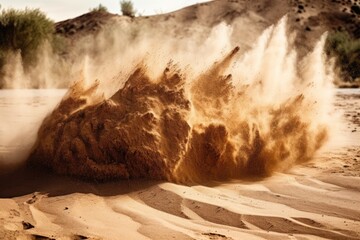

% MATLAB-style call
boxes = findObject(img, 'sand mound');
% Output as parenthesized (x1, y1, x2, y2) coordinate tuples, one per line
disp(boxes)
(28, 18, 334, 182)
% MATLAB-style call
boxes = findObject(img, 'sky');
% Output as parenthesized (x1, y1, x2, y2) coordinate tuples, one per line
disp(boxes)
(0, 0, 210, 22)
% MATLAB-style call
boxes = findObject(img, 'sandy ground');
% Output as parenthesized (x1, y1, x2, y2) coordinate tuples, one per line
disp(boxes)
(1, 0, 360, 238)
(0, 89, 359, 240)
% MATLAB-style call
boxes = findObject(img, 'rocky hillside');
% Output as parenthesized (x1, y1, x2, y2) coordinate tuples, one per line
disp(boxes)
(55, 0, 360, 53)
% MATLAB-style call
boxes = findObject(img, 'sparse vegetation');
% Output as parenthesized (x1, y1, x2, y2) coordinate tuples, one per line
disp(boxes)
(325, 31, 360, 82)
(120, 0, 135, 17)
(89, 4, 108, 13)
(351, 5, 360, 15)
(0, 8, 55, 66)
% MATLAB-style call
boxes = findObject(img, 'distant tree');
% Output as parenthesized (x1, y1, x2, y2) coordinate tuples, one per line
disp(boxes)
(120, 0, 135, 17)
(325, 31, 360, 81)
(89, 4, 108, 13)
(0, 8, 54, 66)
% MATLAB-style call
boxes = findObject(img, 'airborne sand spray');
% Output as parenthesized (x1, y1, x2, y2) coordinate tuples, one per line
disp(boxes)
(28, 17, 336, 182)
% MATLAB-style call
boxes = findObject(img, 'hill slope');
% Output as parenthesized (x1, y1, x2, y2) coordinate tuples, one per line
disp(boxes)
(55, 0, 360, 54)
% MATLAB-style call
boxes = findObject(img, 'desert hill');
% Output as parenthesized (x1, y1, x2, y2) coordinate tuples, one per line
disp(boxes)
(55, 0, 360, 54)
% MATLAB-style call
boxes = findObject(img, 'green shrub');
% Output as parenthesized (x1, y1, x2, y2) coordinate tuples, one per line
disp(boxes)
(120, 0, 135, 17)
(0, 8, 54, 66)
(89, 4, 108, 13)
(325, 31, 360, 81)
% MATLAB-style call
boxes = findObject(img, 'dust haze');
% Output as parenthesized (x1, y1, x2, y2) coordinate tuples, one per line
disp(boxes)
(2, 16, 338, 182)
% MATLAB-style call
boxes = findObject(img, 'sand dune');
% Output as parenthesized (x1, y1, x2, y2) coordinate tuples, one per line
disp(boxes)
(1, 89, 359, 239)
(1, 162, 360, 239)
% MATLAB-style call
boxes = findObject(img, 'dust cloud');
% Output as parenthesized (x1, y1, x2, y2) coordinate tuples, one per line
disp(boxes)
(27, 17, 336, 182)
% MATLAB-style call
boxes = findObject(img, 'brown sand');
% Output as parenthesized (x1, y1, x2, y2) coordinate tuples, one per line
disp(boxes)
(0, 90, 359, 240)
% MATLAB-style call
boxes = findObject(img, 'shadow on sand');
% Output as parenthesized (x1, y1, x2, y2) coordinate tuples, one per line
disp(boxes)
(0, 164, 162, 198)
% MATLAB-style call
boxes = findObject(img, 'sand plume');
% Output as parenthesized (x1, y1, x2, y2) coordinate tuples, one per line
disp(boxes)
(28, 18, 335, 182)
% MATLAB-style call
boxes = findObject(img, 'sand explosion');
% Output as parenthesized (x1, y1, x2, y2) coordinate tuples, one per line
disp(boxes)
(28, 18, 335, 182)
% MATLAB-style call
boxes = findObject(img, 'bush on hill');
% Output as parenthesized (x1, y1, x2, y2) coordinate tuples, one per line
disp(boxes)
(120, 0, 135, 17)
(90, 4, 108, 13)
(325, 31, 360, 82)
(0, 8, 55, 66)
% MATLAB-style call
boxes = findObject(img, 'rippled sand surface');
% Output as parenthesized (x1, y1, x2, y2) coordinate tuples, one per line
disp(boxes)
(0, 89, 359, 240)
